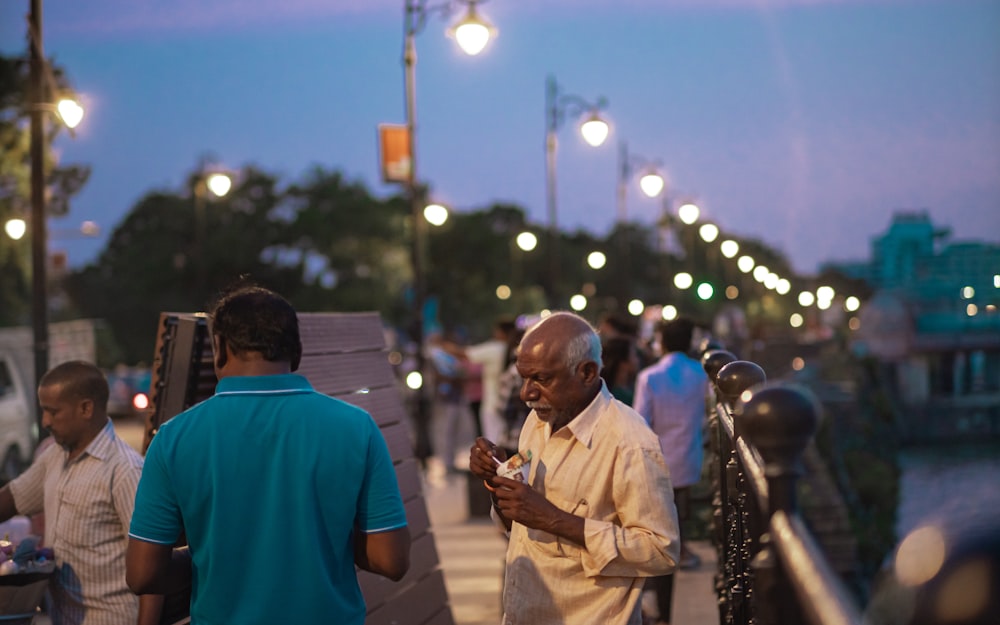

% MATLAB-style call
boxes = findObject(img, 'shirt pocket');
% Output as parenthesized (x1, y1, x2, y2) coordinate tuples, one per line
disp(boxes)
(57, 489, 110, 545)
(525, 494, 589, 559)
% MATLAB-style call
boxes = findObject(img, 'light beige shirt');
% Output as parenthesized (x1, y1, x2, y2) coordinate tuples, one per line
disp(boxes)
(10, 420, 143, 625)
(501, 384, 680, 625)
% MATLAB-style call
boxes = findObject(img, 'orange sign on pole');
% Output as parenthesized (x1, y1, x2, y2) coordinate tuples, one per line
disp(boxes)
(378, 124, 411, 184)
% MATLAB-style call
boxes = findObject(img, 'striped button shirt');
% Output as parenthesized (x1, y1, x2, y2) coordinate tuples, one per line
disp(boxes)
(10, 420, 144, 625)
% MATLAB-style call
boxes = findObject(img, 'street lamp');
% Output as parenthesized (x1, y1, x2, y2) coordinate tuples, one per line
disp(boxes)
(678, 202, 700, 225)
(423, 202, 449, 226)
(614, 141, 663, 308)
(5, 219, 100, 242)
(27, 0, 86, 439)
(5, 219, 27, 241)
(192, 169, 233, 294)
(544, 74, 610, 305)
(401, 0, 494, 462)
(616, 141, 664, 223)
(587, 250, 607, 270)
(507, 230, 537, 309)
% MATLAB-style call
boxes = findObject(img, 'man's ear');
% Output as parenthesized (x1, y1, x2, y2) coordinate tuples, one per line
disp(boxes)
(213, 335, 228, 370)
(578, 360, 600, 385)
(78, 398, 95, 420)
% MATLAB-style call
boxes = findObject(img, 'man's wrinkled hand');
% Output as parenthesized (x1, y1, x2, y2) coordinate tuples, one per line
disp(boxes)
(469, 437, 506, 482)
(490, 475, 559, 530)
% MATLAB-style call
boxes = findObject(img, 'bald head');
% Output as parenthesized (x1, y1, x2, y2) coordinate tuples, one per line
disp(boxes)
(517, 312, 603, 430)
(522, 312, 603, 371)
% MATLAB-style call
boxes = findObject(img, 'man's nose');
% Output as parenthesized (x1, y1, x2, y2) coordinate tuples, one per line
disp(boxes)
(520, 380, 537, 402)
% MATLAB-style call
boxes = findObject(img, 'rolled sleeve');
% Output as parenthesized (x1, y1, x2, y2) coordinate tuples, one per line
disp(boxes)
(580, 446, 679, 578)
(8, 450, 49, 517)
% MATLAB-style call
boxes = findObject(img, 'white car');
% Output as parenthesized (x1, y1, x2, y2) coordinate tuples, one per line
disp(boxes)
(0, 352, 36, 484)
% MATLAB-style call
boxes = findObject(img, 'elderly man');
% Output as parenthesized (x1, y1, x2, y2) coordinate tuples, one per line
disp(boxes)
(469, 312, 679, 625)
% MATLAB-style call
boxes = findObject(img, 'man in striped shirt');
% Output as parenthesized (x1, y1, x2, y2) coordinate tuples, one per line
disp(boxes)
(0, 360, 156, 625)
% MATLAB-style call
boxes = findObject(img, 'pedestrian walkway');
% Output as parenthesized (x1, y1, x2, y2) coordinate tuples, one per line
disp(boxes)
(424, 469, 720, 625)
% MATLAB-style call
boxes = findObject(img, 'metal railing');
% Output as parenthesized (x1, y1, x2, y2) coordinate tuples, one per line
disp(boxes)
(702, 350, 864, 625)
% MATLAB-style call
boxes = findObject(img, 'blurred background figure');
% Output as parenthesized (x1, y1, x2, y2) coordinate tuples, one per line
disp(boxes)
(426, 332, 470, 475)
(462, 318, 517, 449)
(599, 312, 654, 371)
(463, 361, 484, 440)
(633, 316, 710, 625)
(600, 336, 640, 406)
(495, 326, 528, 451)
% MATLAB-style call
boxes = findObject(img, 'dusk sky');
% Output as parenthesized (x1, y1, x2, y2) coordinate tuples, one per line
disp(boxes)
(2, 0, 998, 276)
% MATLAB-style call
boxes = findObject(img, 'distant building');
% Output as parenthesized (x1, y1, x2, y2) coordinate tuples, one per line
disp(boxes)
(825, 211, 1000, 442)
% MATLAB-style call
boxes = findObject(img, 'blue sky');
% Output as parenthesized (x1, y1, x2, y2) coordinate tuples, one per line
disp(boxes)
(2, 0, 998, 275)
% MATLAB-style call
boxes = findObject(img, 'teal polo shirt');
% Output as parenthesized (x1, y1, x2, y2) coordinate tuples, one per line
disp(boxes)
(130, 374, 407, 625)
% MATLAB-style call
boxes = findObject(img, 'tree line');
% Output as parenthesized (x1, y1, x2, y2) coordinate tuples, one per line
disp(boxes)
(4, 52, 867, 366)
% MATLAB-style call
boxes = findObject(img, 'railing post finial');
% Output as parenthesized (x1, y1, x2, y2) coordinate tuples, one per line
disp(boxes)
(702, 349, 738, 385)
(737, 383, 820, 515)
(715, 360, 766, 414)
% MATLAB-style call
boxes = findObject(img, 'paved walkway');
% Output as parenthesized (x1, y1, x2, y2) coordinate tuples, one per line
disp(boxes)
(424, 468, 720, 625)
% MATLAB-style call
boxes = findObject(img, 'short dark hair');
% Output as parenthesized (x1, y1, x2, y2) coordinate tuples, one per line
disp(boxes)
(40, 361, 109, 409)
(600, 337, 634, 387)
(496, 318, 517, 337)
(209, 284, 302, 370)
(599, 313, 638, 338)
(658, 316, 695, 353)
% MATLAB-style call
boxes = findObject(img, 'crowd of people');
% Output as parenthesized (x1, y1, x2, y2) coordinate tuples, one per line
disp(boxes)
(0, 281, 722, 625)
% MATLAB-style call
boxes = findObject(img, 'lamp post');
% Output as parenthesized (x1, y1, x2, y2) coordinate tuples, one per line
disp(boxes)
(22, 0, 86, 443)
(544, 74, 609, 306)
(616, 140, 664, 223)
(29, 0, 48, 425)
(401, 0, 493, 463)
(192, 170, 233, 296)
(614, 141, 664, 308)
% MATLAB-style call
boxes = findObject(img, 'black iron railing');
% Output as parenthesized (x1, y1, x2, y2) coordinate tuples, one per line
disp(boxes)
(703, 350, 864, 625)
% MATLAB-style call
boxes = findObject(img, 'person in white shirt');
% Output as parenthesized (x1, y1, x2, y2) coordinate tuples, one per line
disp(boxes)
(462, 319, 517, 447)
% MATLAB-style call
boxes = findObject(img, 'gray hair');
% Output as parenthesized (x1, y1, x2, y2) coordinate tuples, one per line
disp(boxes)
(524, 311, 603, 371)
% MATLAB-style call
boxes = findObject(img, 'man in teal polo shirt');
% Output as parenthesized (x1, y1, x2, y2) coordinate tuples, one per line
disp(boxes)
(126, 285, 410, 624)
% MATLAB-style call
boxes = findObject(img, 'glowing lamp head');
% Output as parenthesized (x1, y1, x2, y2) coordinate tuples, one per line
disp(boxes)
(451, 5, 494, 56)
(57, 98, 85, 129)
(678, 202, 700, 225)
(4, 218, 27, 240)
(205, 173, 232, 198)
(423, 203, 449, 226)
(587, 251, 607, 269)
(516, 231, 537, 251)
(580, 113, 610, 147)
(639, 171, 664, 198)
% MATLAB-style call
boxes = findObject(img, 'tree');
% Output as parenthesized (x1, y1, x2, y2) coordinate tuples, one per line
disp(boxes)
(281, 167, 411, 321)
(65, 164, 413, 363)
(66, 166, 301, 362)
(424, 203, 548, 339)
(0, 52, 90, 326)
